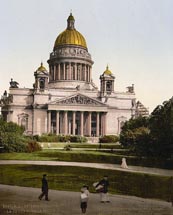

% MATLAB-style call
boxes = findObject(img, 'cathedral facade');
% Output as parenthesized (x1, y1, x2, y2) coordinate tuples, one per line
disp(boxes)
(0, 14, 148, 137)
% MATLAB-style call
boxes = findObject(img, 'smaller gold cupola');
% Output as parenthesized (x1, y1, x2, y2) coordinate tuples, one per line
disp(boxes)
(37, 62, 47, 72)
(34, 62, 48, 91)
(100, 65, 115, 96)
(103, 65, 112, 76)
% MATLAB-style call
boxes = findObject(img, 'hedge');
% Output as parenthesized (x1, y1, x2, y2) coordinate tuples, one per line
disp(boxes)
(34, 134, 87, 143)
(99, 135, 119, 143)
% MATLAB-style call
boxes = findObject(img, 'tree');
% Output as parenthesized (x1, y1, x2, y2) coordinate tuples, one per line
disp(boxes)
(120, 116, 149, 147)
(120, 117, 153, 156)
(121, 116, 149, 131)
(120, 98, 173, 159)
(149, 97, 173, 158)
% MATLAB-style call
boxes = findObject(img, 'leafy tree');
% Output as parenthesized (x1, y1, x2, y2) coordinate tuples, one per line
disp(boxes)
(149, 97, 173, 158)
(120, 123, 153, 156)
(131, 127, 153, 156)
(121, 116, 149, 131)
(120, 116, 157, 156)
(120, 116, 149, 147)
(120, 98, 173, 158)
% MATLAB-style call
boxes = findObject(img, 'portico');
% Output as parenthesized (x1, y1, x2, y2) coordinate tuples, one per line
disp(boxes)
(47, 93, 108, 137)
(47, 110, 107, 137)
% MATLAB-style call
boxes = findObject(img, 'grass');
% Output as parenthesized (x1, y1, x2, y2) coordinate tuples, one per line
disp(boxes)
(39, 142, 122, 149)
(0, 164, 172, 201)
(0, 149, 123, 164)
(0, 149, 172, 169)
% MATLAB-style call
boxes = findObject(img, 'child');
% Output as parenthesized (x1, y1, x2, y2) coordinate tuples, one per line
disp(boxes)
(83, 185, 90, 198)
(80, 188, 88, 213)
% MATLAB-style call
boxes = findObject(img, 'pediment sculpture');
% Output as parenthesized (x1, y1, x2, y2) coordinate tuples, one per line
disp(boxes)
(56, 95, 103, 106)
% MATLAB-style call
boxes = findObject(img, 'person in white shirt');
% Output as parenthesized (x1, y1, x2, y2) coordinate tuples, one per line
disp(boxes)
(80, 187, 89, 213)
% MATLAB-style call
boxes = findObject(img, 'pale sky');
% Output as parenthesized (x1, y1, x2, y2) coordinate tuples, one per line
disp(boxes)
(1, 0, 173, 112)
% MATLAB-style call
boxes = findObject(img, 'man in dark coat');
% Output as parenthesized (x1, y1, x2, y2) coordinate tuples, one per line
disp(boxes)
(96, 175, 110, 203)
(38, 174, 49, 201)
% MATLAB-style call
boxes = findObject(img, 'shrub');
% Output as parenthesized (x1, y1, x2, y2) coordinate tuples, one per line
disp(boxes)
(0, 132, 27, 152)
(37, 134, 87, 143)
(58, 135, 71, 142)
(63, 144, 72, 151)
(2, 141, 27, 153)
(26, 140, 42, 153)
(32, 135, 39, 141)
(99, 135, 119, 143)
(38, 133, 59, 142)
(69, 135, 87, 143)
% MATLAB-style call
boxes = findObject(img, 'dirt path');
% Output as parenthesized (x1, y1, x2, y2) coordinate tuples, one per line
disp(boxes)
(0, 184, 172, 215)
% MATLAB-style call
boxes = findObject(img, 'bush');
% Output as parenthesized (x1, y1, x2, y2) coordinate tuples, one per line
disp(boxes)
(58, 135, 71, 142)
(26, 140, 42, 153)
(0, 118, 41, 153)
(0, 118, 28, 152)
(0, 132, 27, 152)
(37, 133, 59, 142)
(69, 135, 87, 143)
(2, 141, 27, 153)
(63, 144, 72, 151)
(99, 135, 119, 143)
(37, 134, 87, 143)
(33, 135, 39, 141)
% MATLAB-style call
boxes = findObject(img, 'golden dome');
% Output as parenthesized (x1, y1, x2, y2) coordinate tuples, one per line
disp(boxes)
(54, 13, 87, 50)
(103, 65, 112, 75)
(37, 62, 47, 72)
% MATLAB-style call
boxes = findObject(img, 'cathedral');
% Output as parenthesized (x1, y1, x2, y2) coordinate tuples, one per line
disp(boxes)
(0, 13, 148, 138)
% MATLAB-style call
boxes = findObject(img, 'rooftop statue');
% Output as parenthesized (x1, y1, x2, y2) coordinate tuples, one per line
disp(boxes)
(10, 78, 19, 88)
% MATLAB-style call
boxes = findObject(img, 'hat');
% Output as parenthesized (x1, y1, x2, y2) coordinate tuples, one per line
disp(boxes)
(43, 174, 47, 177)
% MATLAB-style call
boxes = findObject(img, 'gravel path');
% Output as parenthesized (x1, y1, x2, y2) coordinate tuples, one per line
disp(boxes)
(0, 184, 172, 215)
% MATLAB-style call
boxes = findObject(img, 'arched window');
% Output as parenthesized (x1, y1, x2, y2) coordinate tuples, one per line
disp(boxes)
(106, 81, 112, 91)
(39, 78, 45, 89)
(18, 113, 29, 131)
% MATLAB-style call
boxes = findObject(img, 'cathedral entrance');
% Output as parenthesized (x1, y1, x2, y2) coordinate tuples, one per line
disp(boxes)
(48, 110, 107, 137)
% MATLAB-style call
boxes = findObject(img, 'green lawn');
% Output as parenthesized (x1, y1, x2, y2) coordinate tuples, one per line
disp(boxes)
(0, 164, 172, 201)
(0, 149, 172, 169)
(39, 142, 122, 149)
(0, 149, 123, 163)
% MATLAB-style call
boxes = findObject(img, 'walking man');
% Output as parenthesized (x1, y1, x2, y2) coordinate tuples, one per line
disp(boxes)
(96, 175, 110, 203)
(38, 174, 49, 201)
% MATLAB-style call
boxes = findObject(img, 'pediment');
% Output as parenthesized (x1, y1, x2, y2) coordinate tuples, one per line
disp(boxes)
(50, 93, 107, 106)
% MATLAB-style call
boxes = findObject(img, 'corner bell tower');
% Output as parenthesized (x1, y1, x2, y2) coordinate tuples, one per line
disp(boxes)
(34, 63, 48, 91)
(100, 66, 115, 96)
